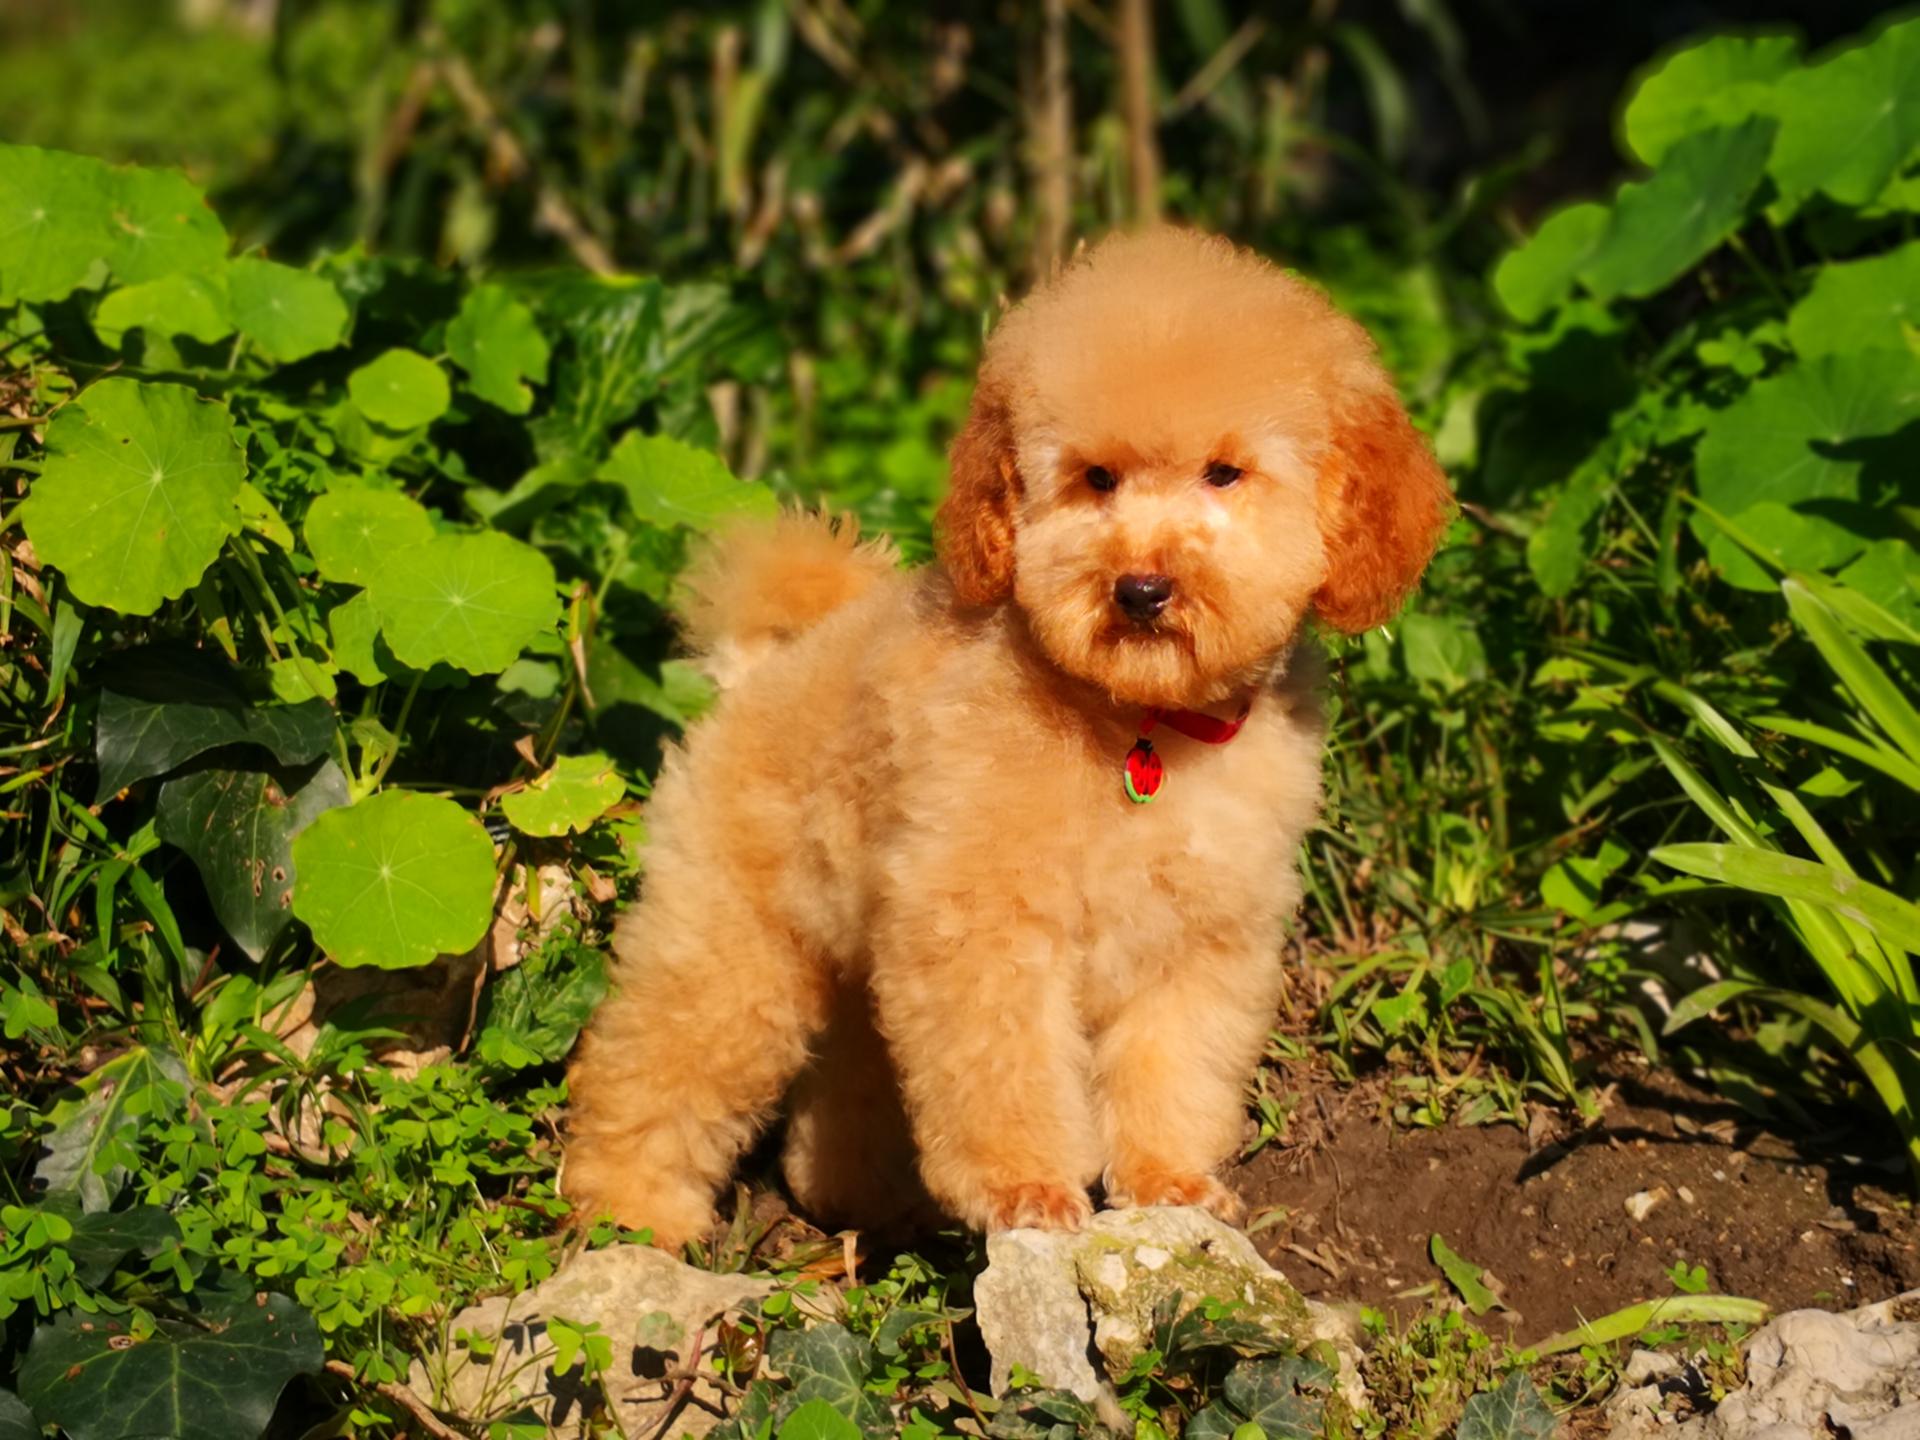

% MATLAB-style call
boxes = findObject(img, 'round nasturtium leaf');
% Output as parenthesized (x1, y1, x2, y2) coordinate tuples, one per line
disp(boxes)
(447, 284, 551, 415)
(347, 348, 450, 430)
(227, 257, 349, 363)
(1621, 33, 1799, 166)
(93, 271, 234, 346)
(328, 592, 389, 685)
(23, 378, 246, 615)
(291, 789, 495, 969)
(101, 164, 230, 287)
(1769, 16, 1920, 209)
(593, 429, 777, 532)
(1786, 242, 1920, 358)
(369, 531, 559, 676)
(1491, 203, 1607, 324)
(0, 144, 115, 304)
(501, 753, 625, 837)
(1579, 118, 1776, 302)
(304, 488, 436, 586)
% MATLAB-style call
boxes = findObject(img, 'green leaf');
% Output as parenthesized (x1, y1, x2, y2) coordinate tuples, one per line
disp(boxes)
(94, 665, 335, 800)
(1784, 576, 1920, 769)
(18, 1275, 322, 1440)
(226, 257, 349, 363)
(500, 753, 625, 837)
(34, 1048, 186, 1213)
(369, 531, 559, 675)
(348, 348, 450, 430)
(156, 758, 350, 962)
(63, 1206, 182, 1288)
(777, 1398, 864, 1440)
(1455, 1372, 1558, 1440)
(1770, 16, 1920, 208)
(1492, 204, 1607, 325)
(448, 284, 551, 415)
(1694, 351, 1920, 522)
(1219, 1355, 1331, 1440)
(1430, 1234, 1500, 1315)
(596, 430, 777, 532)
(22, 379, 246, 615)
(1529, 1295, 1770, 1356)
(1399, 613, 1487, 692)
(476, 943, 608, 1069)
(0, 1389, 34, 1440)
(1579, 119, 1776, 301)
(328, 592, 390, 685)
(1788, 242, 1920, 359)
(303, 488, 436, 587)
(0, 146, 228, 303)
(766, 1326, 893, 1439)
(1621, 33, 1799, 166)
(1652, 843, 1920, 952)
(94, 270, 234, 345)
(291, 789, 496, 969)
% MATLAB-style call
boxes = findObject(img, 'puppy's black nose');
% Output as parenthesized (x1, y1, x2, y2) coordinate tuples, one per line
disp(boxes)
(1114, 573, 1174, 623)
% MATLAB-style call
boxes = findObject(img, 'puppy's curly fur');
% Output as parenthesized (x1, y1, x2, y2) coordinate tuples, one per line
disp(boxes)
(564, 229, 1451, 1245)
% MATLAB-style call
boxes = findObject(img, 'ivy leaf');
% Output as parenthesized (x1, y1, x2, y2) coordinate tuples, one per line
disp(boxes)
(34, 1048, 187, 1213)
(1787, 242, 1920, 358)
(767, 1325, 894, 1439)
(987, 1387, 1104, 1440)
(94, 653, 335, 800)
(291, 790, 496, 969)
(63, 1206, 182, 1287)
(1456, 1372, 1560, 1440)
(1770, 16, 1920, 208)
(369, 531, 559, 675)
(448, 284, 551, 414)
(0, 1390, 34, 1440)
(596, 430, 777, 532)
(1218, 1354, 1332, 1440)
(1694, 351, 1920, 520)
(156, 758, 350, 962)
(303, 488, 436, 586)
(1491, 203, 1606, 324)
(500, 753, 624, 837)
(1621, 33, 1799, 166)
(17, 1274, 323, 1440)
(1579, 119, 1776, 302)
(348, 348, 450, 430)
(1430, 1233, 1501, 1315)
(227, 257, 349, 363)
(94, 271, 234, 346)
(777, 1399, 864, 1440)
(22, 379, 246, 615)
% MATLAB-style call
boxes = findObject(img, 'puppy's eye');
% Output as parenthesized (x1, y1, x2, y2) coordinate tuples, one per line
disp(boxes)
(1085, 465, 1118, 493)
(1205, 461, 1244, 488)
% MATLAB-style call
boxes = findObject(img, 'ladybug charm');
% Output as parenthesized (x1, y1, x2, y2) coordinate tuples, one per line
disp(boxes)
(1123, 737, 1164, 804)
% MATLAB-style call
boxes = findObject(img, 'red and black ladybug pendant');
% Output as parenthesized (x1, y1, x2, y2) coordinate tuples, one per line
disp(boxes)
(1123, 737, 1164, 804)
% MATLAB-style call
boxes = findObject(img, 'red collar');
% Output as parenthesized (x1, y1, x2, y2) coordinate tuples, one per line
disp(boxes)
(1123, 698, 1253, 804)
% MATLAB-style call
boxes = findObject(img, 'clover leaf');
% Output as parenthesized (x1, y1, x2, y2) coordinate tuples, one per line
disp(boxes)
(448, 284, 551, 414)
(1579, 119, 1776, 302)
(23, 378, 246, 615)
(304, 487, 436, 586)
(227, 257, 349, 362)
(291, 789, 495, 969)
(1621, 33, 1798, 166)
(348, 348, 450, 430)
(369, 530, 559, 675)
(500, 752, 625, 837)
(596, 430, 777, 531)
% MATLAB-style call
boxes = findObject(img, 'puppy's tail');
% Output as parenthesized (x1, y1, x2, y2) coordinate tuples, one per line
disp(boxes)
(677, 511, 898, 690)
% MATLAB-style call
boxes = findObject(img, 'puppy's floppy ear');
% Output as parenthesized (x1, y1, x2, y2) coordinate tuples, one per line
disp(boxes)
(937, 377, 1022, 606)
(1312, 385, 1453, 633)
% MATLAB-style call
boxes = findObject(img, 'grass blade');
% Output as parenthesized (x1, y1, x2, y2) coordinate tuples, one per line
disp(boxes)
(1528, 1295, 1769, 1356)
(1784, 578, 1920, 772)
(1652, 843, 1920, 954)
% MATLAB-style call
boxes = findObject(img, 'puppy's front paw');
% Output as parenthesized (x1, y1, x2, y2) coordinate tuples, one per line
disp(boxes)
(982, 1181, 1093, 1232)
(1106, 1168, 1244, 1223)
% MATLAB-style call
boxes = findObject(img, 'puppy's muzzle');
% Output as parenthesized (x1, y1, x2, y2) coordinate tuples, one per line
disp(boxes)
(1113, 573, 1174, 624)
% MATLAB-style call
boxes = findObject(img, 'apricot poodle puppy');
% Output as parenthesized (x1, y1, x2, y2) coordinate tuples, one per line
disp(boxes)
(564, 228, 1451, 1246)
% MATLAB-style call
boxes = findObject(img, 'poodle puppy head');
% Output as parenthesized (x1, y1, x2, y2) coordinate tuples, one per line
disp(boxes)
(937, 228, 1452, 709)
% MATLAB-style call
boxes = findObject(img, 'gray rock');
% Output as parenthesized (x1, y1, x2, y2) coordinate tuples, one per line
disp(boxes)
(408, 1244, 774, 1438)
(1605, 1291, 1920, 1439)
(975, 1205, 1363, 1415)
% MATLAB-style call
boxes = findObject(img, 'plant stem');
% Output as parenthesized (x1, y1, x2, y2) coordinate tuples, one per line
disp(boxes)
(366, 672, 424, 793)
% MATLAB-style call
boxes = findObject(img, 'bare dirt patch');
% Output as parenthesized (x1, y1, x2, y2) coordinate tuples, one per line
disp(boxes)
(1231, 1063, 1920, 1338)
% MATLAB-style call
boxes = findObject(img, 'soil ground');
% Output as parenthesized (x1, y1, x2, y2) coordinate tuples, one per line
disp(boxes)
(1231, 1060, 1920, 1339)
